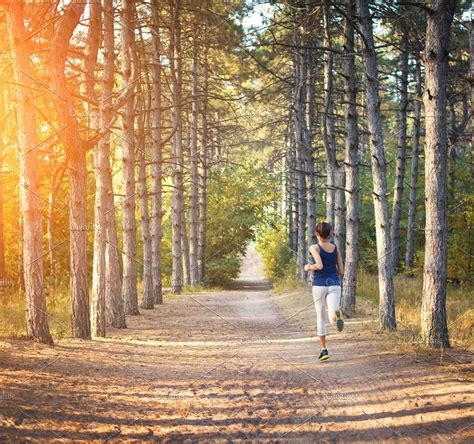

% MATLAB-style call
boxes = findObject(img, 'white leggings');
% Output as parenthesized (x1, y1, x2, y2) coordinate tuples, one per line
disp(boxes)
(312, 285, 341, 336)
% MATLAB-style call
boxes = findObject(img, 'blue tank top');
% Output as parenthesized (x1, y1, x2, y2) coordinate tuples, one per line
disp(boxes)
(310, 243, 340, 286)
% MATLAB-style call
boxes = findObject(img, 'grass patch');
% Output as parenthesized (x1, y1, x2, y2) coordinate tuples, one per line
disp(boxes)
(356, 269, 473, 348)
(0, 287, 72, 340)
(271, 267, 303, 293)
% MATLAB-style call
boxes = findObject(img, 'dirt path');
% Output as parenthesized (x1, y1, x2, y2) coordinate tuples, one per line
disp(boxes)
(0, 247, 472, 442)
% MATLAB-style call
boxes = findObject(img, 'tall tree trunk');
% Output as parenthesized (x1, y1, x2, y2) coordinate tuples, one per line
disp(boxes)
(120, 0, 139, 315)
(181, 113, 191, 288)
(390, 26, 409, 271)
(292, 10, 309, 281)
(138, 108, 154, 309)
(340, 0, 359, 315)
(289, 141, 299, 257)
(197, 35, 209, 283)
(49, 0, 90, 339)
(182, 115, 191, 288)
(0, 89, 6, 280)
(358, 0, 396, 330)
(334, 165, 346, 259)
(189, 35, 200, 286)
(18, 214, 25, 293)
(405, 54, 422, 270)
(136, 24, 154, 309)
(92, 141, 108, 337)
(181, 209, 191, 286)
(170, 0, 184, 293)
(287, 127, 299, 257)
(421, 0, 455, 348)
(150, 0, 163, 304)
(102, 0, 126, 328)
(6, 1, 53, 344)
(324, 1, 346, 254)
(86, 0, 106, 337)
(322, 0, 336, 226)
(295, 147, 307, 281)
(286, 144, 295, 253)
(305, 62, 317, 250)
(137, 88, 154, 309)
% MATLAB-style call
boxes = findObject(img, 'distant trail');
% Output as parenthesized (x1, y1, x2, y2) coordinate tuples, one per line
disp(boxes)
(0, 246, 472, 442)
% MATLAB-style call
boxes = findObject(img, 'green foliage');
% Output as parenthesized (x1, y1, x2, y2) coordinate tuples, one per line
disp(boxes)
(256, 223, 293, 281)
(202, 162, 278, 287)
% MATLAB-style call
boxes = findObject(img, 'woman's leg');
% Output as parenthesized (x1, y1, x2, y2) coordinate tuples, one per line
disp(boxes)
(312, 285, 328, 339)
(327, 285, 342, 326)
(319, 334, 327, 349)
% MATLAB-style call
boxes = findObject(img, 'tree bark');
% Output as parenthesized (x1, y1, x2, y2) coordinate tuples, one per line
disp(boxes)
(288, 139, 299, 256)
(405, 54, 422, 270)
(322, 0, 337, 227)
(285, 143, 295, 253)
(305, 106, 317, 252)
(86, 0, 106, 338)
(91, 140, 107, 337)
(6, 1, 53, 344)
(421, 0, 455, 348)
(189, 34, 200, 285)
(137, 87, 154, 309)
(295, 146, 307, 281)
(150, 0, 164, 304)
(170, 0, 184, 293)
(304, 7, 317, 251)
(49, 0, 90, 339)
(334, 165, 346, 259)
(0, 89, 7, 280)
(120, 0, 140, 315)
(181, 209, 191, 286)
(181, 115, 191, 288)
(197, 28, 209, 283)
(293, 26, 308, 281)
(292, 12, 308, 281)
(390, 25, 409, 271)
(358, 0, 396, 330)
(101, 0, 126, 328)
(340, 0, 359, 315)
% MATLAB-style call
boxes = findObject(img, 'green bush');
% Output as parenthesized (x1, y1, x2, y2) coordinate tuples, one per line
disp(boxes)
(257, 223, 294, 281)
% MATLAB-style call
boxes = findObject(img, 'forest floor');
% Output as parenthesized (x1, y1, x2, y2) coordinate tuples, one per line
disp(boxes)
(0, 247, 472, 443)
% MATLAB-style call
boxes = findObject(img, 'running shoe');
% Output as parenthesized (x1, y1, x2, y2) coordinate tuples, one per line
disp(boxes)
(334, 309, 344, 332)
(319, 349, 329, 361)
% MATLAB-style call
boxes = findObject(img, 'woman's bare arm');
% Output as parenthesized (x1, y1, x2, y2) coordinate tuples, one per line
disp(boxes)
(305, 244, 323, 271)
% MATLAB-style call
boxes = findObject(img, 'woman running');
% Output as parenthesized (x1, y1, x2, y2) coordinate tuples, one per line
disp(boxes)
(304, 221, 344, 361)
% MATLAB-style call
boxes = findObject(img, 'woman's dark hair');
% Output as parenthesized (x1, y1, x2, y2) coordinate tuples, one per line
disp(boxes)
(316, 221, 332, 239)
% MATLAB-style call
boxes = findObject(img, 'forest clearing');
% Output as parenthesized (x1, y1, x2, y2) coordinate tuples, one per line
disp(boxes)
(0, 0, 473, 442)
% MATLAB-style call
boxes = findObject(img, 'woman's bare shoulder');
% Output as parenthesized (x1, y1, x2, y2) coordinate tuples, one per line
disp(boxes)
(309, 244, 320, 252)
